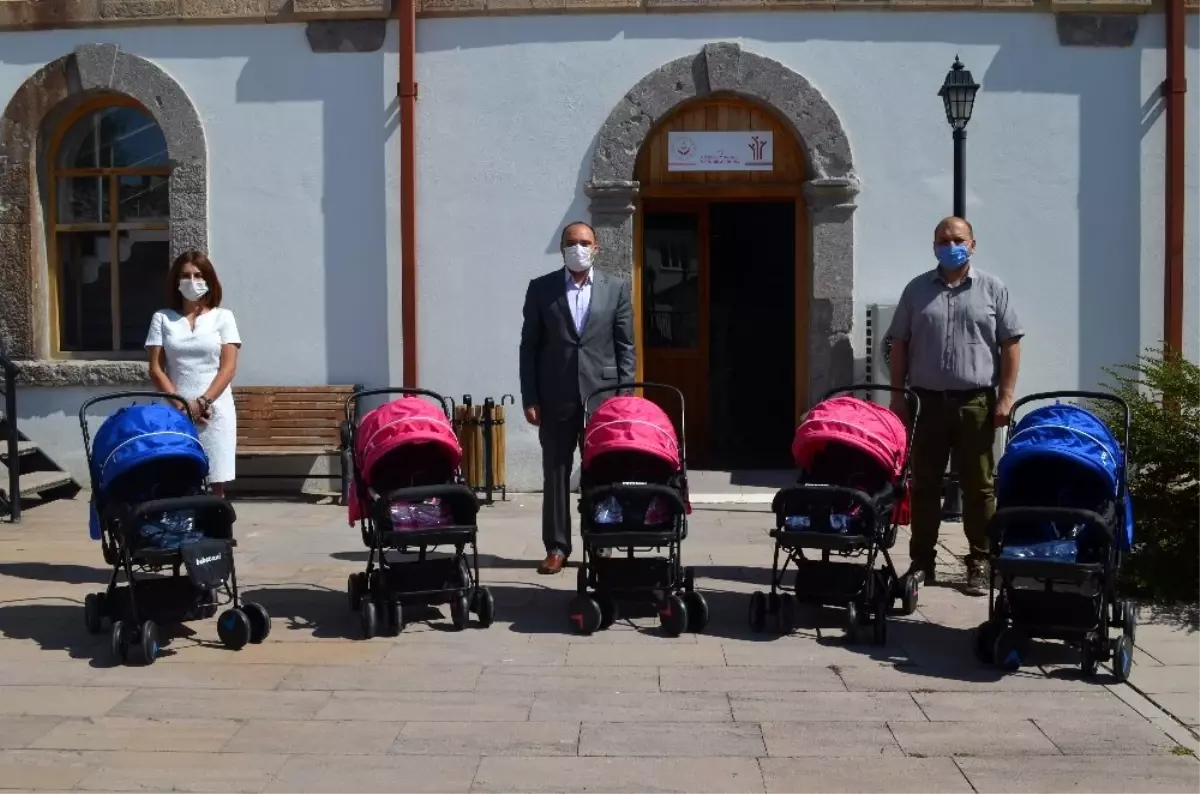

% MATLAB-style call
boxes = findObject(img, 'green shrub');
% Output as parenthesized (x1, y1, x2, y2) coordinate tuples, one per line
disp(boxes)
(1094, 349, 1199, 603)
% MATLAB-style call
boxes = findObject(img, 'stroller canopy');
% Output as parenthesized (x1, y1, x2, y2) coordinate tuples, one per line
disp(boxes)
(354, 396, 461, 485)
(91, 403, 208, 494)
(582, 396, 681, 473)
(998, 403, 1133, 548)
(348, 396, 462, 526)
(792, 396, 908, 480)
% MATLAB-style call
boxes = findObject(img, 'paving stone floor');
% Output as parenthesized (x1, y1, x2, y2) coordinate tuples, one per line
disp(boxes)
(0, 496, 1196, 793)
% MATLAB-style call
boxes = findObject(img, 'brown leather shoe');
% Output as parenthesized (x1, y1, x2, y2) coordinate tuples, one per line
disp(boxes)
(538, 552, 565, 575)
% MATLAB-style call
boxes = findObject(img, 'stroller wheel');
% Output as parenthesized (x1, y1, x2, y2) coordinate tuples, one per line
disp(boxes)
(972, 621, 999, 665)
(776, 594, 795, 635)
(359, 598, 379, 640)
(243, 602, 272, 644)
(659, 594, 688, 638)
(767, 592, 781, 616)
(993, 628, 1023, 672)
(684, 591, 709, 634)
(748, 592, 767, 633)
(110, 620, 129, 664)
(84, 592, 106, 635)
(218, 608, 252, 650)
(898, 574, 919, 617)
(596, 594, 618, 631)
(134, 620, 159, 666)
(684, 567, 696, 593)
(472, 588, 495, 629)
(1119, 599, 1138, 642)
(348, 573, 367, 612)
(450, 594, 470, 631)
(568, 595, 603, 636)
(1111, 635, 1134, 682)
(844, 602, 862, 644)
(384, 599, 403, 637)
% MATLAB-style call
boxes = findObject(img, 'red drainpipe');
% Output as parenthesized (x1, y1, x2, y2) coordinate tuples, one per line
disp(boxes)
(399, 0, 419, 387)
(1163, 0, 1186, 355)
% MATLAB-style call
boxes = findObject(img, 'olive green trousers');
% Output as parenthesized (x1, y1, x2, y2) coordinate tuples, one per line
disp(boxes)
(908, 389, 996, 565)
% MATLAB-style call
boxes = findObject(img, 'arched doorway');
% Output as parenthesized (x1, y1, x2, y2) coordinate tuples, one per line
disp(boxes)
(586, 42, 860, 471)
(634, 96, 807, 468)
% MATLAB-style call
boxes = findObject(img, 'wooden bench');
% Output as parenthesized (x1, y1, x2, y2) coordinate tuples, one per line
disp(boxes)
(233, 385, 361, 503)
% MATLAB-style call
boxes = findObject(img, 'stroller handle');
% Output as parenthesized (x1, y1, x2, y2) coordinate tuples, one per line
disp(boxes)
(78, 390, 196, 466)
(343, 387, 455, 425)
(1006, 390, 1132, 501)
(583, 381, 688, 466)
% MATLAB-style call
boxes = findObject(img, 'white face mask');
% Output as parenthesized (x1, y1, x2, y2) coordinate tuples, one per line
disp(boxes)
(179, 278, 209, 302)
(562, 244, 594, 274)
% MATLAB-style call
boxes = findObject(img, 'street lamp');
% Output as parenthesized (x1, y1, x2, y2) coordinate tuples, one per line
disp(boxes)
(937, 56, 979, 524)
(938, 55, 980, 218)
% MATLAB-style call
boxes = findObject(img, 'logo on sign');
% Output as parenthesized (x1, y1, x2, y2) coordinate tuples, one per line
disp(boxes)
(673, 136, 696, 161)
(748, 135, 768, 162)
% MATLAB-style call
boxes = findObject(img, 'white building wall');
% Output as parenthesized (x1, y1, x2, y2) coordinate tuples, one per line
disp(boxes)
(0, 24, 402, 481)
(2, 13, 1197, 489)
(415, 12, 1200, 489)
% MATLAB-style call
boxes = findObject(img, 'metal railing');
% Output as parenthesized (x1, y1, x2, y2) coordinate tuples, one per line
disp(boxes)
(0, 348, 20, 522)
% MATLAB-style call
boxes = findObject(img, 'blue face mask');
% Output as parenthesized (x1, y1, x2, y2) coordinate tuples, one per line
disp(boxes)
(934, 242, 971, 270)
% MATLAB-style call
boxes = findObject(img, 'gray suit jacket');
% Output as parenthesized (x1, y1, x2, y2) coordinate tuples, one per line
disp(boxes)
(519, 267, 636, 420)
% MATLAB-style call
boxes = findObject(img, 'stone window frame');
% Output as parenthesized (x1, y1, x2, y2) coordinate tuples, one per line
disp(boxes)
(0, 43, 207, 387)
(585, 42, 860, 406)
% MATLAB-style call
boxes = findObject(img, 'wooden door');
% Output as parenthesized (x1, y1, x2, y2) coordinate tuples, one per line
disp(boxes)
(640, 203, 710, 466)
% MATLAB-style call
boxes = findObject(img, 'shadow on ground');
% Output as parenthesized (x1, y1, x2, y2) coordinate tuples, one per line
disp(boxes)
(0, 562, 111, 585)
(0, 601, 202, 666)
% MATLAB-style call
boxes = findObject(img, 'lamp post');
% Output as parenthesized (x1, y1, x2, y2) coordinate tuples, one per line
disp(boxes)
(937, 55, 979, 523)
(938, 55, 980, 218)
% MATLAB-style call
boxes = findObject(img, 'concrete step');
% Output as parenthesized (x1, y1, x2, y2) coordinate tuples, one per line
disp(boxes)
(0, 440, 37, 460)
(0, 470, 79, 501)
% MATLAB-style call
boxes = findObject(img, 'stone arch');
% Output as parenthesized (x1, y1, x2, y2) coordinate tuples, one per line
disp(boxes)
(0, 43, 206, 383)
(585, 42, 860, 404)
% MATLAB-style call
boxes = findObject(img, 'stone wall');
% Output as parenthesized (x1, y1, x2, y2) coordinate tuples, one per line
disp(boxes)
(0, 0, 1192, 32)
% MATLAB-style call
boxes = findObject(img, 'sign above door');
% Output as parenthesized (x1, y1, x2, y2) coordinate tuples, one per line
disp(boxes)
(667, 131, 774, 172)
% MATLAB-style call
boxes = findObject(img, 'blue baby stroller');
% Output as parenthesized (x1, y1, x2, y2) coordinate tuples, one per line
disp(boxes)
(973, 391, 1136, 681)
(81, 392, 269, 665)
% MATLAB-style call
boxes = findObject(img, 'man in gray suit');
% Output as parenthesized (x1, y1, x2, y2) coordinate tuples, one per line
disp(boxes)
(520, 221, 636, 574)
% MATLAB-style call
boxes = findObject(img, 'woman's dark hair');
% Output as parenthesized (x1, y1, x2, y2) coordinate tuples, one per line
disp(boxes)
(166, 251, 223, 311)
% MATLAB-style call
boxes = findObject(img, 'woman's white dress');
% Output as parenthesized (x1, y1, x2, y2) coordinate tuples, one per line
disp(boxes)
(145, 308, 242, 483)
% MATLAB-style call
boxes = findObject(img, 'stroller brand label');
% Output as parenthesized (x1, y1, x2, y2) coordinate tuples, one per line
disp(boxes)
(194, 554, 222, 566)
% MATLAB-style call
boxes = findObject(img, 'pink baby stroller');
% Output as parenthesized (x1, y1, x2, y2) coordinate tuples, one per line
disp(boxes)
(570, 383, 706, 637)
(749, 385, 921, 644)
(345, 388, 493, 638)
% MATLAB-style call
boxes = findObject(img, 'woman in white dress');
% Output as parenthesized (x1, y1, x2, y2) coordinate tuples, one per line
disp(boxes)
(146, 251, 242, 497)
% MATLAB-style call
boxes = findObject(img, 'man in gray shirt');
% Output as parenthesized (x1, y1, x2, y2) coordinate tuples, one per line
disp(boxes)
(887, 216, 1023, 596)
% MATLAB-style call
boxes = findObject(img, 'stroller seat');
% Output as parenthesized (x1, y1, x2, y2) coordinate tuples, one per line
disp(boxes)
(80, 396, 269, 666)
(571, 388, 706, 638)
(345, 390, 494, 639)
(975, 395, 1136, 681)
(751, 389, 921, 643)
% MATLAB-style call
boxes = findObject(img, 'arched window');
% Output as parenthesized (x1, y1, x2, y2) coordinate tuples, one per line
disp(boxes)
(49, 97, 171, 355)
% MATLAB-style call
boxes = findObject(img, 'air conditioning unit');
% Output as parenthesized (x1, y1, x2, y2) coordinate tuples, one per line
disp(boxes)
(864, 304, 897, 406)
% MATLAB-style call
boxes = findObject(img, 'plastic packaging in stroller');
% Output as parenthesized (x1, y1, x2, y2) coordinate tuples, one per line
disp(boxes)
(389, 498, 454, 531)
(138, 509, 204, 549)
(784, 513, 855, 534)
(593, 491, 672, 527)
